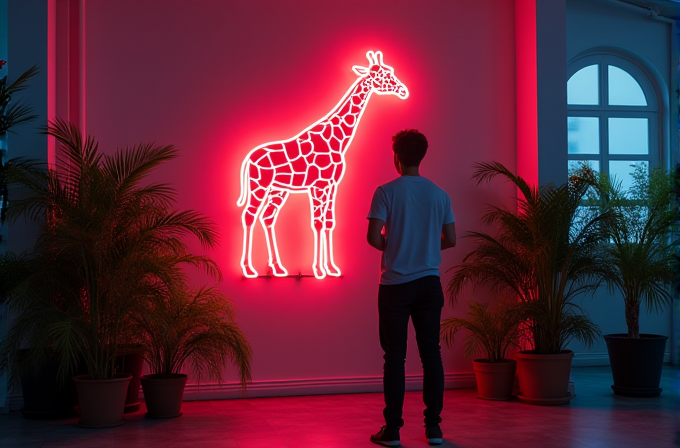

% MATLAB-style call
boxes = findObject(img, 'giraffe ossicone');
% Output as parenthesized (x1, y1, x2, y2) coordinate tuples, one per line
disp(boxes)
(238, 50, 409, 279)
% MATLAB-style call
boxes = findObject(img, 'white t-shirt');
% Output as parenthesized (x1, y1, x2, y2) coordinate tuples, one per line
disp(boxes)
(367, 175, 455, 285)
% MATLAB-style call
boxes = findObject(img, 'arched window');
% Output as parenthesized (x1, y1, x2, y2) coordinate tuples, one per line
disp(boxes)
(567, 54, 660, 191)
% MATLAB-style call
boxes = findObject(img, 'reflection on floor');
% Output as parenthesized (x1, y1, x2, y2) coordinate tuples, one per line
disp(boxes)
(0, 366, 678, 448)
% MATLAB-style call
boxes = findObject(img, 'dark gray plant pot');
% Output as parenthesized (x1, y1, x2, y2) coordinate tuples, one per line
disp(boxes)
(17, 350, 77, 420)
(604, 333, 667, 397)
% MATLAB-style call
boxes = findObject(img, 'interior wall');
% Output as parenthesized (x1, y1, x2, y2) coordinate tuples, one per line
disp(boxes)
(80, 0, 518, 396)
(566, 0, 675, 364)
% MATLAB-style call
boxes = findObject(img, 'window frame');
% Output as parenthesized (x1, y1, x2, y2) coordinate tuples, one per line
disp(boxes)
(567, 53, 662, 177)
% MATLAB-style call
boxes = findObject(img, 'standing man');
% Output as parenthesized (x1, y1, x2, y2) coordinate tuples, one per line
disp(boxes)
(367, 129, 456, 447)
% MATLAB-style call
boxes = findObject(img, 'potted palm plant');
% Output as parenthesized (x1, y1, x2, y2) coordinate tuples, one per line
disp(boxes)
(440, 297, 521, 400)
(447, 161, 603, 405)
(590, 164, 678, 397)
(134, 282, 252, 419)
(2, 119, 220, 427)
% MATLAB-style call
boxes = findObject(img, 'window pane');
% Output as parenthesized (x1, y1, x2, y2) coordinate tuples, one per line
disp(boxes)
(608, 66, 647, 106)
(568, 65, 599, 105)
(609, 160, 648, 193)
(568, 160, 600, 174)
(608, 118, 648, 155)
(568, 117, 600, 154)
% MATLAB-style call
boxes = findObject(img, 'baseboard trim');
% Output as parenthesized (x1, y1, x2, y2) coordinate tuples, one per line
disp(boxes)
(572, 351, 672, 367)
(2, 373, 475, 409)
(2, 394, 23, 412)
(178, 372, 476, 401)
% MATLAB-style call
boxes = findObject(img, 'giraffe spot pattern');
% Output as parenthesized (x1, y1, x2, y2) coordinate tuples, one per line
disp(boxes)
(269, 150, 289, 168)
(320, 164, 336, 181)
(291, 156, 308, 173)
(277, 172, 292, 185)
(257, 154, 272, 169)
(299, 139, 313, 157)
(244, 76, 375, 198)
(333, 125, 344, 141)
(305, 164, 320, 185)
(284, 140, 301, 160)
(314, 153, 332, 169)
(321, 124, 332, 140)
(259, 168, 273, 186)
(331, 151, 343, 164)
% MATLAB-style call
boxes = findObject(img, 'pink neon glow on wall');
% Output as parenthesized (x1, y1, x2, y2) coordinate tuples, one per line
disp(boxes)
(81, 0, 518, 390)
(47, 0, 87, 167)
(238, 51, 408, 279)
(515, 0, 539, 187)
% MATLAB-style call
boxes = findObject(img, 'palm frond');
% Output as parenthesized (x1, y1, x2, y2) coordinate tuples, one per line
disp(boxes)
(447, 161, 605, 353)
(133, 283, 252, 389)
(441, 299, 521, 362)
(2, 120, 234, 380)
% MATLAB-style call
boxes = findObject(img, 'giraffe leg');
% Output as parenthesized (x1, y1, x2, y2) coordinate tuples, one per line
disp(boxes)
(309, 186, 329, 279)
(260, 189, 290, 277)
(240, 186, 266, 278)
(322, 185, 341, 276)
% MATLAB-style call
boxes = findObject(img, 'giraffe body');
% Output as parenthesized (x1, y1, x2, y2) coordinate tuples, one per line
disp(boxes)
(238, 51, 409, 279)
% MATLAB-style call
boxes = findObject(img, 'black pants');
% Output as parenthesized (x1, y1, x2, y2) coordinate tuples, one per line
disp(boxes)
(378, 275, 445, 428)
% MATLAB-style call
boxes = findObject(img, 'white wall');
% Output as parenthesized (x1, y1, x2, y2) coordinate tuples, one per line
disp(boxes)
(80, 0, 518, 397)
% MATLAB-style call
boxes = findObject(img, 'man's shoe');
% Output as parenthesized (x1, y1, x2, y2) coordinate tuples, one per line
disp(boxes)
(425, 424, 443, 445)
(370, 426, 400, 446)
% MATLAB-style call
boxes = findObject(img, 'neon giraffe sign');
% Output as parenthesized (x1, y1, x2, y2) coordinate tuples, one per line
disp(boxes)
(237, 50, 409, 279)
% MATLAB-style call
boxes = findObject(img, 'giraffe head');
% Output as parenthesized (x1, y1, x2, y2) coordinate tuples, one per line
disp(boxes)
(352, 51, 409, 99)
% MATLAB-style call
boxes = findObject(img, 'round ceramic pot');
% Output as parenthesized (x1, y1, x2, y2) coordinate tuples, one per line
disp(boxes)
(604, 333, 667, 397)
(141, 373, 188, 419)
(515, 350, 573, 405)
(472, 359, 516, 401)
(116, 350, 145, 413)
(73, 374, 132, 428)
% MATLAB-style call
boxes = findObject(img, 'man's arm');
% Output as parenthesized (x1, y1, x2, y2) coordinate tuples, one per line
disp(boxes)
(441, 222, 456, 250)
(367, 218, 387, 251)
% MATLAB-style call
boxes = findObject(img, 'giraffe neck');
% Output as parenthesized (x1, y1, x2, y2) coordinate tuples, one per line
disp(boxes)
(322, 77, 373, 154)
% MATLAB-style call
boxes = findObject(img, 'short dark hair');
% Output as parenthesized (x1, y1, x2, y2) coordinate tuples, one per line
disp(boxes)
(392, 129, 428, 167)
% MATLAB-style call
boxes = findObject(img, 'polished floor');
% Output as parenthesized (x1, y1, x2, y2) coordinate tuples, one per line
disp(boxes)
(0, 366, 678, 448)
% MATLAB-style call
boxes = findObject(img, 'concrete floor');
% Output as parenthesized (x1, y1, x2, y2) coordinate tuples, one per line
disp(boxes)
(0, 365, 678, 448)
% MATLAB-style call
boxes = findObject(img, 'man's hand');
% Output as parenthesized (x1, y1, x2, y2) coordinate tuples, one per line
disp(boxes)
(441, 222, 456, 250)
(367, 218, 387, 251)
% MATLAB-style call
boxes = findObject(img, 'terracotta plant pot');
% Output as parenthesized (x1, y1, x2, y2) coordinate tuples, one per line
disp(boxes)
(515, 350, 573, 405)
(141, 373, 188, 419)
(472, 359, 516, 401)
(73, 374, 131, 428)
(604, 333, 667, 397)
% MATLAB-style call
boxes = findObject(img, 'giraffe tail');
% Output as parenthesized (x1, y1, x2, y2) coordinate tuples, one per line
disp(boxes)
(237, 157, 250, 207)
